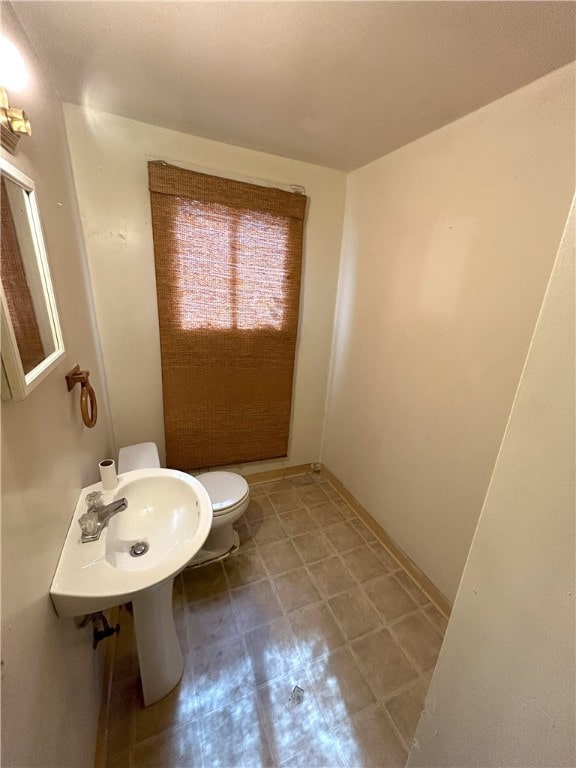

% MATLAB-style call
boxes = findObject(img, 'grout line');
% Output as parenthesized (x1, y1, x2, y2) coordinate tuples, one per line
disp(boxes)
(387, 622, 429, 677)
(381, 699, 412, 756)
(380, 670, 432, 706)
(252, 680, 281, 766)
(418, 603, 447, 638)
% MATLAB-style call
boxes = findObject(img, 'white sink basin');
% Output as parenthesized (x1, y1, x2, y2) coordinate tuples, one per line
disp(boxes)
(51, 468, 213, 706)
(50, 468, 213, 618)
(106, 472, 211, 573)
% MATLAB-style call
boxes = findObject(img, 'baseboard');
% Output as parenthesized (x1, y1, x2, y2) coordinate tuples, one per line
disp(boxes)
(94, 606, 119, 768)
(243, 462, 317, 485)
(321, 466, 452, 620)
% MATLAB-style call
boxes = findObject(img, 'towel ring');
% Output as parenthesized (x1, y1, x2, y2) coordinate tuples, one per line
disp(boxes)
(65, 365, 98, 428)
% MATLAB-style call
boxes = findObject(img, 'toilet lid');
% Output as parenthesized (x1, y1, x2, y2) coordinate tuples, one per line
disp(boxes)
(196, 471, 249, 512)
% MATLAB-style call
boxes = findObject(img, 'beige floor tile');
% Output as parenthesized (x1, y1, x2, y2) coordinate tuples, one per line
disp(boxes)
(269, 489, 302, 512)
(422, 603, 449, 636)
(131, 720, 203, 768)
(182, 561, 228, 602)
(249, 483, 269, 498)
(292, 529, 334, 563)
(309, 646, 376, 727)
(364, 574, 419, 622)
(328, 587, 381, 641)
(352, 629, 418, 700)
(273, 567, 321, 612)
(245, 495, 277, 521)
(223, 549, 266, 588)
(234, 521, 255, 550)
(369, 542, 401, 571)
(317, 481, 341, 500)
(332, 498, 357, 519)
(244, 616, 304, 685)
(279, 729, 345, 768)
(186, 592, 240, 651)
(340, 546, 388, 583)
(278, 508, 318, 537)
(259, 538, 303, 575)
(257, 668, 329, 763)
(390, 612, 443, 673)
(333, 705, 407, 768)
(261, 479, 294, 494)
(395, 571, 430, 606)
(200, 692, 274, 767)
(308, 500, 345, 527)
(250, 517, 288, 546)
(323, 521, 364, 553)
(289, 474, 319, 487)
(288, 601, 346, 662)
(132, 665, 197, 744)
(385, 676, 430, 749)
(191, 634, 254, 715)
(308, 556, 356, 597)
(350, 518, 377, 543)
(295, 484, 331, 507)
(230, 579, 283, 632)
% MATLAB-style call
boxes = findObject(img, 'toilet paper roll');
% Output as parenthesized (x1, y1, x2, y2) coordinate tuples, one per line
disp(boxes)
(99, 459, 118, 490)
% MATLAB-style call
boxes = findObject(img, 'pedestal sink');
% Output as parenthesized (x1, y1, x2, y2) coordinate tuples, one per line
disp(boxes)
(50, 469, 213, 705)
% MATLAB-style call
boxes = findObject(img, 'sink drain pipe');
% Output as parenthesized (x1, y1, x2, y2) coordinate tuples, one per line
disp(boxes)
(77, 611, 120, 649)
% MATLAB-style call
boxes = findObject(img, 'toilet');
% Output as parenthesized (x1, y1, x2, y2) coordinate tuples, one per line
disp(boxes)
(118, 442, 250, 567)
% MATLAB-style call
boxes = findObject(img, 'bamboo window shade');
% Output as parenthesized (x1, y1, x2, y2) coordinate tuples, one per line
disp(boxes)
(148, 161, 307, 470)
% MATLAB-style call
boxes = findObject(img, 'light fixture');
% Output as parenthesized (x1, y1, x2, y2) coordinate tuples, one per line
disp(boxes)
(0, 86, 31, 153)
(0, 37, 29, 92)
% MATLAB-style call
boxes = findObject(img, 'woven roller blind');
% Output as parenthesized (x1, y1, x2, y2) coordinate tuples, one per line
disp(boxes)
(149, 162, 307, 470)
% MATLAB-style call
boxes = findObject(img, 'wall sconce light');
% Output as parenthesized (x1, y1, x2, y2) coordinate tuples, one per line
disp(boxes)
(0, 86, 31, 154)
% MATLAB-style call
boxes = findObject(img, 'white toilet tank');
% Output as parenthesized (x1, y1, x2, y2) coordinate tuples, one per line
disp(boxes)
(118, 442, 161, 473)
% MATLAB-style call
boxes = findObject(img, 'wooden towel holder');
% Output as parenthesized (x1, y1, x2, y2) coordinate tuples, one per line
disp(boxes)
(65, 365, 98, 428)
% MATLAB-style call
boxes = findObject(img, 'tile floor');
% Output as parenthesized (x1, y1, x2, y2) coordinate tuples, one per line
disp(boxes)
(106, 472, 448, 768)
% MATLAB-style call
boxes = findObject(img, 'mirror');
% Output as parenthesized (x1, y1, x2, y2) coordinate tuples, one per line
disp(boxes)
(1, 156, 65, 400)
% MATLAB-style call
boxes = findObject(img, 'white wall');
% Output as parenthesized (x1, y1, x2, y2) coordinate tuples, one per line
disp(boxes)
(323, 64, 575, 601)
(63, 105, 346, 470)
(1, 6, 114, 767)
(407, 198, 575, 768)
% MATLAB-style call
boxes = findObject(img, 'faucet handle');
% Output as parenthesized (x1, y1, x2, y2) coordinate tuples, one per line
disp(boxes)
(86, 491, 104, 511)
(79, 510, 99, 538)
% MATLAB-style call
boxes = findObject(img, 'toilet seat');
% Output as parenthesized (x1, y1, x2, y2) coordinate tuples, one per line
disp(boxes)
(195, 471, 249, 516)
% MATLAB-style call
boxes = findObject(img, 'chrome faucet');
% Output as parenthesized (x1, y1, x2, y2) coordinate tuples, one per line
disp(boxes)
(79, 498, 128, 543)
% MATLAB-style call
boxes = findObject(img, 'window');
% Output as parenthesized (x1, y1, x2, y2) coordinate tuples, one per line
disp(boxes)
(148, 162, 307, 470)
(172, 201, 290, 332)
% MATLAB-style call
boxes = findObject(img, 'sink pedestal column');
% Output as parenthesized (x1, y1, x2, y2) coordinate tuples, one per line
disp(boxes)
(132, 578, 184, 706)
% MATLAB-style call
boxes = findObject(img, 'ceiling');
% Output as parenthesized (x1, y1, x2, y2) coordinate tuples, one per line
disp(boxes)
(13, 1, 576, 171)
